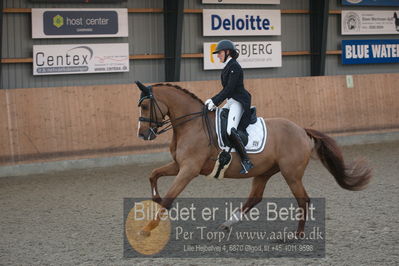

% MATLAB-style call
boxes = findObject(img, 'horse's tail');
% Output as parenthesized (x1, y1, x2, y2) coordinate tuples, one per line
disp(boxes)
(305, 128, 372, 191)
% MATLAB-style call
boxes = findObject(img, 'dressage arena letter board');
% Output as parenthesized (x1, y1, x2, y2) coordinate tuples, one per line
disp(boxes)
(32, 8, 128, 38)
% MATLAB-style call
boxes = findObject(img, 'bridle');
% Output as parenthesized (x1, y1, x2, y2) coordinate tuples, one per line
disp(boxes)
(138, 85, 206, 138)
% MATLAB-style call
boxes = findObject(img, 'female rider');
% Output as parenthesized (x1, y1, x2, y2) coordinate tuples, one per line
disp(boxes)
(205, 40, 254, 174)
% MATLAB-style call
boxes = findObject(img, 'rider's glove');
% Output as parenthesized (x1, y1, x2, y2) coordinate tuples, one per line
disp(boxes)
(205, 99, 216, 111)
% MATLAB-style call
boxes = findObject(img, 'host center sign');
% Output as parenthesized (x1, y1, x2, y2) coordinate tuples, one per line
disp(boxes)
(32, 8, 128, 38)
(203, 9, 281, 36)
(60, 16, 111, 26)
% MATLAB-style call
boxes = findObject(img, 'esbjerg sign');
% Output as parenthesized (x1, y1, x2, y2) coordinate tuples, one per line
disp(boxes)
(32, 8, 128, 38)
(33, 43, 129, 75)
(203, 9, 281, 36)
(203, 41, 282, 70)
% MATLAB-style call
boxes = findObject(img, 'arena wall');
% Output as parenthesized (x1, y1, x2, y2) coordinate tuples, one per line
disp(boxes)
(1, 73, 398, 166)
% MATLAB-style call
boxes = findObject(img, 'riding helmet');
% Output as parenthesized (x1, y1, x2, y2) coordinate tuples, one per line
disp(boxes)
(212, 40, 237, 54)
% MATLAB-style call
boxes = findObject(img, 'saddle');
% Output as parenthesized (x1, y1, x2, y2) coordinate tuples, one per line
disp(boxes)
(215, 107, 267, 154)
(219, 107, 258, 147)
(208, 107, 267, 179)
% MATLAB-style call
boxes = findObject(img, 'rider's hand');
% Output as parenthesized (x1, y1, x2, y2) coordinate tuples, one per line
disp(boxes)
(205, 99, 216, 111)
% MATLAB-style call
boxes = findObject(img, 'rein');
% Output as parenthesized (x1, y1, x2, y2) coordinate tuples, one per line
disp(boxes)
(138, 86, 216, 147)
(153, 111, 204, 135)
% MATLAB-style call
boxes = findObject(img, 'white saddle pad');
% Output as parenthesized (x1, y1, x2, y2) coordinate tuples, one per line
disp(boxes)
(215, 107, 267, 154)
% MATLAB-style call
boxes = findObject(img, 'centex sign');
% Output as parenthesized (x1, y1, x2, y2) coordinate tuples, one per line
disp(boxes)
(203, 9, 281, 36)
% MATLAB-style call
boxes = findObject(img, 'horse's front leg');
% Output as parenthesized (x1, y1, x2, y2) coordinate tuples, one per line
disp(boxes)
(149, 161, 179, 204)
(140, 163, 201, 236)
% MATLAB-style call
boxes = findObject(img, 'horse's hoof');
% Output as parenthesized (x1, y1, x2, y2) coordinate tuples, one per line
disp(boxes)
(152, 197, 162, 204)
(138, 230, 151, 237)
(295, 231, 305, 239)
(219, 224, 230, 232)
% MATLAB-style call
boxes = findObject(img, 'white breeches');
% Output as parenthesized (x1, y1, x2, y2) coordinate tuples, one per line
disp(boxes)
(222, 98, 244, 135)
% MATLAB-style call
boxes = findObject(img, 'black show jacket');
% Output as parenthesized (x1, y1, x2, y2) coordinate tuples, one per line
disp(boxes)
(211, 58, 252, 131)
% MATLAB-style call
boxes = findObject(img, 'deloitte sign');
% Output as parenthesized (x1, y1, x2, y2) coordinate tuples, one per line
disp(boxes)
(203, 9, 281, 36)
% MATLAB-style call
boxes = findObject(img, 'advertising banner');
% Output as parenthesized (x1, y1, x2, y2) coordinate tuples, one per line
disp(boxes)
(342, 0, 399, 6)
(30, 0, 127, 2)
(342, 39, 399, 64)
(203, 9, 281, 36)
(203, 41, 282, 70)
(32, 8, 128, 38)
(203, 0, 280, 4)
(33, 43, 129, 75)
(342, 10, 399, 35)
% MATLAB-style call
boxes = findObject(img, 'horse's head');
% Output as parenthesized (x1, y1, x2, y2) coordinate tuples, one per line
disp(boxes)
(395, 12, 399, 31)
(135, 81, 168, 140)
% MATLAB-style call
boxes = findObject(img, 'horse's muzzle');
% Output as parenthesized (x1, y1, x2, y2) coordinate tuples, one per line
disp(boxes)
(139, 128, 157, 140)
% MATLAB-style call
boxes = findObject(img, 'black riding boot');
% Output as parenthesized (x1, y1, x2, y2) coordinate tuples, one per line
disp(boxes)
(229, 128, 254, 174)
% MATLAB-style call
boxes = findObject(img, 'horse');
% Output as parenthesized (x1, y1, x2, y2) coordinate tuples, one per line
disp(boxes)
(135, 81, 372, 236)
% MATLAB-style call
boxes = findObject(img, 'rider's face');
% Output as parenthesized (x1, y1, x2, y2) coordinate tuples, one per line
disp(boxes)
(217, 50, 226, 62)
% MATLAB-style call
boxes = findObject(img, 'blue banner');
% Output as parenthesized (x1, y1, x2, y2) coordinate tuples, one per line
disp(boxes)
(342, 39, 399, 64)
(342, 0, 399, 6)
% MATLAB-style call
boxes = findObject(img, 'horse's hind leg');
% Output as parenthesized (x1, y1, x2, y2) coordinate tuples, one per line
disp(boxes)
(221, 168, 278, 229)
(149, 161, 179, 203)
(280, 161, 310, 235)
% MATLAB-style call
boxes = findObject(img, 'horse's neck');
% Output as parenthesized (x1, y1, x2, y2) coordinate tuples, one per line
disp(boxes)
(158, 89, 202, 122)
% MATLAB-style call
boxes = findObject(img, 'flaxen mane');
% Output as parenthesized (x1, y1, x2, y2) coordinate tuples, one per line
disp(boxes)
(153, 83, 204, 105)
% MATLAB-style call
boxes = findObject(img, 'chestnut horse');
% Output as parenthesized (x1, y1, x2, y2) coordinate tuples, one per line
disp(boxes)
(135, 82, 372, 236)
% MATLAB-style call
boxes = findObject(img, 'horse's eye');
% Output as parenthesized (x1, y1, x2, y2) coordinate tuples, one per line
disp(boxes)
(142, 105, 148, 111)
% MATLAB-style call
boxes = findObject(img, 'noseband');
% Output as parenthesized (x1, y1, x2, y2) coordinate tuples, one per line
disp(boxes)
(138, 86, 205, 136)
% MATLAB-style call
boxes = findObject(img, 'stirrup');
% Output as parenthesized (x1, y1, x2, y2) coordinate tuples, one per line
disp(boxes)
(240, 159, 254, 174)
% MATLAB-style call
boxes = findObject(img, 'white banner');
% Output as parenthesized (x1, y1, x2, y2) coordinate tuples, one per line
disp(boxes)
(203, 9, 281, 36)
(32, 8, 128, 39)
(203, 41, 282, 70)
(33, 43, 129, 75)
(342, 10, 399, 35)
(203, 0, 280, 4)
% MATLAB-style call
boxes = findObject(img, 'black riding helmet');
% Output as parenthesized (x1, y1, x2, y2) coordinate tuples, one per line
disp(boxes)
(212, 40, 238, 62)
(212, 40, 236, 54)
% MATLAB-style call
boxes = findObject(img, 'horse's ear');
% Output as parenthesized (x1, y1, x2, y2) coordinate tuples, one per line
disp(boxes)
(395, 12, 398, 19)
(135, 81, 150, 95)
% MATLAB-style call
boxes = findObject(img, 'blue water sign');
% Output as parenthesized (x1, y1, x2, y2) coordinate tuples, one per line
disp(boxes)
(342, 39, 399, 64)
(342, 0, 399, 6)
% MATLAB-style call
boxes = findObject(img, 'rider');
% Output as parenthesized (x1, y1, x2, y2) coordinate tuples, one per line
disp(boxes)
(205, 40, 254, 174)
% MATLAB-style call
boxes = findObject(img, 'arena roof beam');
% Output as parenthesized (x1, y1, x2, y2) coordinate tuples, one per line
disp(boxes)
(310, 0, 330, 76)
(164, 0, 184, 82)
